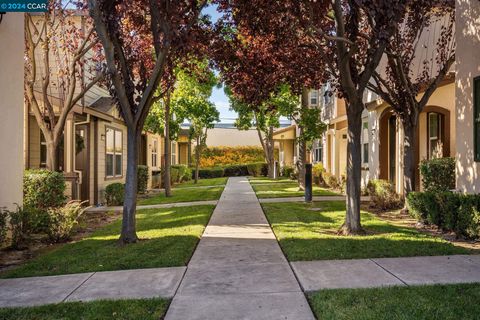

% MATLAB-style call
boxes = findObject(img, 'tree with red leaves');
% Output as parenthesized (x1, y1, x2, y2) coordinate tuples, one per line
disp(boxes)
(366, 0, 455, 196)
(88, 0, 209, 244)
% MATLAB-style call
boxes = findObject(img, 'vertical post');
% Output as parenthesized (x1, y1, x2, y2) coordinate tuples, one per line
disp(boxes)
(305, 163, 312, 202)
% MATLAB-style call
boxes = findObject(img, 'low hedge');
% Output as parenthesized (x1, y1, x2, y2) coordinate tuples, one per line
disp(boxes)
(224, 165, 249, 177)
(246, 162, 268, 177)
(171, 165, 192, 183)
(407, 191, 480, 239)
(419, 157, 455, 192)
(24, 170, 67, 210)
(366, 179, 402, 210)
(137, 165, 149, 194)
(195, 168, 225, 179)
(105, 183, 125, 206)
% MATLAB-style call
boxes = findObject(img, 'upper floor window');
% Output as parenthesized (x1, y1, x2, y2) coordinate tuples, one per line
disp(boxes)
(475, 77, 480, 162)
(151, 138, 158, 167)
(310, 90, 319, 106)
(106, 127, 123, 178)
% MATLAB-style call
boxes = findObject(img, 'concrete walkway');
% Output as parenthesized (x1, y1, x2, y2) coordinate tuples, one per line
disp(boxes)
(165, 177, 315, 320)
(85, 200, 218, 213)
(292, 255, 480, 291)
(0, 267, 186, 307)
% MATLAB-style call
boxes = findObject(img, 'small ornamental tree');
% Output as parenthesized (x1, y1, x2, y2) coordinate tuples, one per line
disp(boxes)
(366, 0, 455, 195)
(25, 0, 104, 171)
(88, 0, 209, 244)
(172, 62, 219, 183)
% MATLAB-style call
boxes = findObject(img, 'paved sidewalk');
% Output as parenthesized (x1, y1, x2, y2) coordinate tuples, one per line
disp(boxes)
(259, 195, 370, 203)
(0, 267, 186, 307)
(165, 176, 315, 320)
(292, 255, 480, 291)
(85, 200, 218, 213)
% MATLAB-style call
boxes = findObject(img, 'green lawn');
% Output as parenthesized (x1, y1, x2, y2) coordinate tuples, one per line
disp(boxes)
(138, 186, 224, 205)
(251, 181, 338, 198)
(308, 283, 480, 320)
(248, 177, 291, 184)
(0, 298, 169, 320)
(174, 177, 228, 188)
(262, 201, 477, 261)
(1, 205, 215, 278)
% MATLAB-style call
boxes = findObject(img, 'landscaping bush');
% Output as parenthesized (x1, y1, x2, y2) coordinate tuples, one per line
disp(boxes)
(170, 166, 180, 184)
(407, 192, 480, 239)
(196, 168, 225, 179)
(322, 172, 339, 189)
(171, 165, 192, 183)
(247, 162, 267, 177)
(224, 165, 249, 177)
(24, 170, 67, 210)
(366, 179, 402, 210)
(419, 157, 455, 192)
(0, 207, 8, 247)
(8, 205, 32, 249)
(199, 146, 266, 167)
(281, 165, 295, 179)
(105, 183, 125, 206)
(137, 165, 149, 194)
(45, 201, 85, 243)
(312, 163, 325, 186)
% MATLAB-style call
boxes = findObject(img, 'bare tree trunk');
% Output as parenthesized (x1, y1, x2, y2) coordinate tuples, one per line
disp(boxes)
(340, 104, 365, 235)
(120, 126, 140, 243)
(266, 126, 275, 179)
(402, 111, 419, 196)
(195, 137, 200, 184)
(297, 88, 309, 189)
(45, 137, 59, 171)
(163, 93, 172, 197)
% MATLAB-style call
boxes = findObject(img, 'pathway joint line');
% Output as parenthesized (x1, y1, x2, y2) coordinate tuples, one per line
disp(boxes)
(369, 259, 409, 286)
(62, 272, 97, 302)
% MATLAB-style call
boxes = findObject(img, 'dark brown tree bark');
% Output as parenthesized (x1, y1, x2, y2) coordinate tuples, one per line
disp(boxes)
(297, 88, 309, 189)
(120, 126, 141, 243)
(195, 136, 200, 184)
(401, 110, 419, 195)
(256, 124, 276, 179)
(340, 104, 365, 235)
(163, 92, 172, 197)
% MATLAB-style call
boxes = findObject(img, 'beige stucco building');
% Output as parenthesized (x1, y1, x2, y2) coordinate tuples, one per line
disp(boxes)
(455, 0, 480, 194)
(0, 13, 24, 210)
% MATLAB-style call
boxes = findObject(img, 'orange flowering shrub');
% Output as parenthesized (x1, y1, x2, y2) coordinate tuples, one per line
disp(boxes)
(198, 146, 266, 167)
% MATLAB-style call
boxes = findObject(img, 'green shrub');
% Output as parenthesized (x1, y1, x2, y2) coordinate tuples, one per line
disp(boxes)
(105, 183, 125, 206)
(407, 192, 480, 239)
(0, 207, 8, 247)
(247, 162, 267, 177)
(420, 157, 455, 192)
(312, 163, 325, 186)
(171, 165, 192, 183)
(8, 205, 32, 249)
(170, 166, 180, 184)
(366, 179, 402, 210)
(24, 170, 67, 210)
(45, 201, 85, 243)
(137, 165, 149, 194)
(322, 172, 339, 189)
(281, 165, 295, 179)
(196, 168, 225, 179)
(224, 165, 249, 177)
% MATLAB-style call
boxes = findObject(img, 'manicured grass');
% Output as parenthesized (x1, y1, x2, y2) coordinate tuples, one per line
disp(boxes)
(262, 201, 476, 261)
(252, 181, 338, 198)
(1, 205, 215, 278)
(248, 177, 291, 184)
(138, 186, 224, 205)
(0, 298, 169, 320)
(175, 177, 227, 188)
(308, 283, 480, 320)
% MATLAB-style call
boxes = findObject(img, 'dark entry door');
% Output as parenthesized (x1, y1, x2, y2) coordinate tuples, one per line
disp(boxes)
(75, 124, 90, 202)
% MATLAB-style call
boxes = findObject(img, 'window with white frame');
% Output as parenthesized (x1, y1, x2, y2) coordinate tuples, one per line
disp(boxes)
(171, 142, 177, 165)
(362, 121, 369, 164)
(151, 138, 158, 167)
(314, 144, 323, 163)
(310, 90, 319, 106)
(106, 127, 123, 178)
